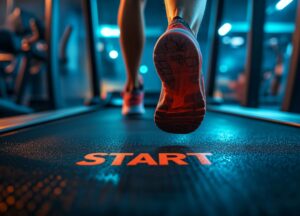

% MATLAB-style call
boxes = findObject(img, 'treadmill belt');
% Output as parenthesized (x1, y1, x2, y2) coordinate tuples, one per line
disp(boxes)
(0, 108, 299, 215)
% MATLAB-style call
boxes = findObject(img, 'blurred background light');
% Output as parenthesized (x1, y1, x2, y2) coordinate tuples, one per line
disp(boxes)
(99, 25, 120, 38)
(219, 65, 229, 73)
(109, 50, 119, 59)
(139, 65, 148, 74)
(218, 23, 232, 36)
(97, 42, 105, 52)
(276, 0, 293, 10)
(221, 22, 294, 34)
(98, 25, 163, 38)
(222, 36, 244, 47)
(269, 37, 279, 46)
(230, 37, 245, 47)
(222, 36, 232, 45)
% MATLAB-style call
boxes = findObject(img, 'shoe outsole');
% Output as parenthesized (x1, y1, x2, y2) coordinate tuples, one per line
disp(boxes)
(122, 105, 145, 116)
(153, 29, 205, 134)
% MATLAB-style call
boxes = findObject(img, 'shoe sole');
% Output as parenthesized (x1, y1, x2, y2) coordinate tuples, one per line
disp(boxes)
(153, 29, 205, 134)
(122, 104, 145, 116)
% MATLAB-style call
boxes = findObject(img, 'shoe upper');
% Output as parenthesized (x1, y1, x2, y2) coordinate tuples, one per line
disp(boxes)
(168, 16, 194, 35)
(122, 90, 144, 107)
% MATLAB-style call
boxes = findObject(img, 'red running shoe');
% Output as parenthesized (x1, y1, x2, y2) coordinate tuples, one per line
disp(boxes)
(122, 77, 145, 116)
(153, 17, 206, 134)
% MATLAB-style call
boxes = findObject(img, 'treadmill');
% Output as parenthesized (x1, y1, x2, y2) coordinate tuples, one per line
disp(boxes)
(0, 107, 300, 215)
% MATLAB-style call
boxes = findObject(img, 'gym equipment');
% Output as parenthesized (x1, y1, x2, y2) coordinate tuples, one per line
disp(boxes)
(0, 28, 33, 116)
(0, 8, 73, 117)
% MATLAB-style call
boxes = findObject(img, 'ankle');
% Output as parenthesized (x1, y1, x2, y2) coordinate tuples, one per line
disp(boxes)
(125, 81, 142, 92)
(168, 16, 195, 35)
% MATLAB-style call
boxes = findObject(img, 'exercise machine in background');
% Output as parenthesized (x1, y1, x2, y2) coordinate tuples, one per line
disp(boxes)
(0, 7, 72, 117)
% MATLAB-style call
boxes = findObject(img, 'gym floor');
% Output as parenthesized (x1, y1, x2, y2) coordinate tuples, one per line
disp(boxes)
(0, 108, 299, 215)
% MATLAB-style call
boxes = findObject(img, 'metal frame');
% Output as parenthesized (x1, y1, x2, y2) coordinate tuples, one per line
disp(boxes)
(0, 106, 97, 135)
(206, 0, 224, 98)
(208, 105, 300, 128)
(82, 0, 102, 105)
(241, 0, 266, 107)
(15, 56, 31, 104)
(45, 0, 63, 109)
(282, 0, 300, 113)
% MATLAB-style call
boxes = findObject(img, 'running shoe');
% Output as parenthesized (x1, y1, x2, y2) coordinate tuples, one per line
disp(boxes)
(153, 17, 206, 134)
(122, 78, 145, 116)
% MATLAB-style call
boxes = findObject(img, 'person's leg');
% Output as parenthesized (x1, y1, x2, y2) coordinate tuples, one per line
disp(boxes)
(153, 0, 207, 133)
(118, 0, 146, 115)
(118, 0, 146, 92)
(164, 0, 207, 35)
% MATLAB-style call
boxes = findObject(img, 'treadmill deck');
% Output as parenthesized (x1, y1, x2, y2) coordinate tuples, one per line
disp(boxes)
(0, 108, 299, 215)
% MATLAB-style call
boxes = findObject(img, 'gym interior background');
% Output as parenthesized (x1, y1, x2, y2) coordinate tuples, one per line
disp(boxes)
(0, 0, 299, 119)
(0, 0, 300, 215)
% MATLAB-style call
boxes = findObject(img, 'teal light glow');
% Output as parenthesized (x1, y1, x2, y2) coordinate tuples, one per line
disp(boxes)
(219, 65, 229, 73)
(228, 22, 294, 33)
(98, 25, 163, 38)
(139, 65, 148, 74)
(96, 173, 120, 186)
(99, 25, 120, 38)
